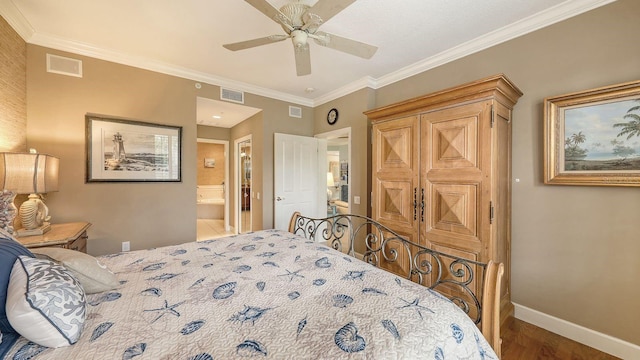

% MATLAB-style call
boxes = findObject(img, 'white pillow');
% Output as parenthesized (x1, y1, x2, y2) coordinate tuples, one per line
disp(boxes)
(6, 256, 86, 347)
(30, 247, 119, 294)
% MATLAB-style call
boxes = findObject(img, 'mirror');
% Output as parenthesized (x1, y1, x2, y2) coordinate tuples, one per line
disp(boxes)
(326, 135, 350, 211)
(238, 139, 252, 233)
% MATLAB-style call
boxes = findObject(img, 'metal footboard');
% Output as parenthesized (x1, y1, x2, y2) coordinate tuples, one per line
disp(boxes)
(289, 212, 488, 325)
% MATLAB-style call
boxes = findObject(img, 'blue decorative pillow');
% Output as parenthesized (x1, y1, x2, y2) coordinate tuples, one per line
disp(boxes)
(6, 256, 86, 347)
(0, 237, 34, 333)
(0, 332, 19, 359)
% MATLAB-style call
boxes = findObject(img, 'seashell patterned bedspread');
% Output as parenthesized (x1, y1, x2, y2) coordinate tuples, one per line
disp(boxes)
(6, 229, 497, 359)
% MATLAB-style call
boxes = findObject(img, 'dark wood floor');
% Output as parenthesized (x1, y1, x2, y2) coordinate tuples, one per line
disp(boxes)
(501, 317, 621, 360)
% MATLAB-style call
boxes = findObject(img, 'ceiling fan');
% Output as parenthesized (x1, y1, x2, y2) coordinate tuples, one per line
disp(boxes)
(223, 0, 377, 76)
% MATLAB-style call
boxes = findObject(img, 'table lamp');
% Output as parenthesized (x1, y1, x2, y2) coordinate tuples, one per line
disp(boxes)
(327, 172, 338, 203)
(0, 152, 59, 236)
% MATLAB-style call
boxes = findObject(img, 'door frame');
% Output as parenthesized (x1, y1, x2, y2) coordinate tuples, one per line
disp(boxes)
(197, 138, 230, 232)
(315, 127, 352, 213)
(234, 134, 252, 234)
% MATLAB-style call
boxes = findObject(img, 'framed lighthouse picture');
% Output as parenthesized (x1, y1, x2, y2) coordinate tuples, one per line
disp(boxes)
(86, 114, 182, 182)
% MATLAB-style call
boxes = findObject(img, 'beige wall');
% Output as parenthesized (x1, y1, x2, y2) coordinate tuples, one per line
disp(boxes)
(197, 124, 230, 141)
(26, 45, 198, 255)
(196, 142, 224, 185)
(355, 0, 639, 346)
(252, 96, 314, 228)
(0, 16, 26, 152)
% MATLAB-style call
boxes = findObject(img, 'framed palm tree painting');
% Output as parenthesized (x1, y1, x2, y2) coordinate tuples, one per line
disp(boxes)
(544, 79, 640, 186)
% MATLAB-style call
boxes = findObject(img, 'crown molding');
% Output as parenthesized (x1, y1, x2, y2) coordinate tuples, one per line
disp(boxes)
(374, 0, 618, 89)
(1, 0, 616, 108)
(0, 0, 34, 40)
(312, 76, 377, 107)
(26, 32, 314, 107)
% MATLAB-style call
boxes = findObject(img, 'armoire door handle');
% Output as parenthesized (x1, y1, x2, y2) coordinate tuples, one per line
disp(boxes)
(413, 188, 417, 221)
(421, 188, 425, 222)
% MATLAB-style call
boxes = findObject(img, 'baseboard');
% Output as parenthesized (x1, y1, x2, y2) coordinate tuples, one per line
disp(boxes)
(513, 303, 640, 359)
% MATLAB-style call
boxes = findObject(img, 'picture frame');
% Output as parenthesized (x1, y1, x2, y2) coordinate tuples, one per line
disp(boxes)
(204, 158, 216, 168)
(544, 80, 640, 187)
(86, 114, 182, 182)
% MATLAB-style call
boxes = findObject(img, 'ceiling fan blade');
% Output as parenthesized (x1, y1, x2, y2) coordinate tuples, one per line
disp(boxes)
(245, 0, 293, 30)
(223, 35, 288, 51)
(313, 31, 377, 59)
(294, 44, 311, 76)
(306, 0, 356, 24)
(245, 0, 285, 21)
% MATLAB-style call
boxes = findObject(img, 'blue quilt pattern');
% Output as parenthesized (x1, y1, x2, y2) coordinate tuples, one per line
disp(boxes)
(5, 230, 496, 359)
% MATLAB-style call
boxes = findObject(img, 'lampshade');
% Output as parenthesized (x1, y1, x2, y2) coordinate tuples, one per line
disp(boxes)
(326, 172, 335, 187)
(0, 153, 59, 194)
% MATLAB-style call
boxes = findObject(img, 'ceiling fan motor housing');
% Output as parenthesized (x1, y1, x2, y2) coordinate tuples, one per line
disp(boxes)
(280, 2, 320, 48)
(279, 3, 308, 25)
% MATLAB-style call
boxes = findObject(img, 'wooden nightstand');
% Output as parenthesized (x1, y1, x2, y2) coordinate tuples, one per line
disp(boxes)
(17, 222, 91, 253)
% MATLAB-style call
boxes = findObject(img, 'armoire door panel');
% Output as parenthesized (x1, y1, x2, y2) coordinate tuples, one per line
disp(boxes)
(428, 183, 478, 236)
(428, 116, 479, 170)
(373, 116, 418, 174)
(374, 180, 415, 228)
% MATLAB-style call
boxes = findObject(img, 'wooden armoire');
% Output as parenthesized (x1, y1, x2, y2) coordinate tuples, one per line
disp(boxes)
(365, 74, 522, 322)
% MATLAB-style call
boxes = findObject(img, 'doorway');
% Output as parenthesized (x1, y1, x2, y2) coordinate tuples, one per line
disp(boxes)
(196, 138, 231, 240)
(235, 135, 252, 233)
(316, 127, 351, 216)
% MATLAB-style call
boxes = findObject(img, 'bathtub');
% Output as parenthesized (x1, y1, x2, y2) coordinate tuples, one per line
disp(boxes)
(197, 185, 225, 219)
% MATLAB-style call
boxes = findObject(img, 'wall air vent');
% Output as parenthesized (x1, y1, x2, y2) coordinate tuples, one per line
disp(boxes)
(220, 88, 244, 104)
(289, 106, 302, 118)
(46, 54, 83, 78)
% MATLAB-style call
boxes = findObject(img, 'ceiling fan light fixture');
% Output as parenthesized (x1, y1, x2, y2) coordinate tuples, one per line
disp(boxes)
(291, 30, 308, 48)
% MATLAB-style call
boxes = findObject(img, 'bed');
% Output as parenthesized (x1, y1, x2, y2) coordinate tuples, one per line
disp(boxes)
(0, 213, 502, 359)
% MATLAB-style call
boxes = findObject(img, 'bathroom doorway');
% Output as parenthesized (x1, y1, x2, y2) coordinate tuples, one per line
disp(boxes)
(196, 138, 231, 240)
(235, 135, 252, 234)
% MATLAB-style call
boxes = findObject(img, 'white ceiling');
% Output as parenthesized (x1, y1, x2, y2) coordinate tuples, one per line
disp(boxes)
(1, 0, 615, 126)
(196, 97, 262, 128)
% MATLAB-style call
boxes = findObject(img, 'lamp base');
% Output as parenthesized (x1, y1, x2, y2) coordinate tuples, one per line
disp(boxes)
(17, 222, 51, 237)
(0, 190, 18, 235)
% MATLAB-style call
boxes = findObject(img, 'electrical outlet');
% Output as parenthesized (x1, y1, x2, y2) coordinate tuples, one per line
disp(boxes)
(122, 241, 130, 252)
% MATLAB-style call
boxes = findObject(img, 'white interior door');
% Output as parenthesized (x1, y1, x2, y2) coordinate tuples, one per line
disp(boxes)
(274, 133, 326, 230)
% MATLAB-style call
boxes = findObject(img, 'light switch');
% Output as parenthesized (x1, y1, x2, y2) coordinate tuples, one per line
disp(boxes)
(353, 196, 360, 204)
